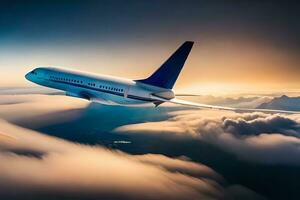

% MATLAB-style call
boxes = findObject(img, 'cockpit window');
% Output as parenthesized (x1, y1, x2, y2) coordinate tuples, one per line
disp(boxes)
(31, 70, 37, 75)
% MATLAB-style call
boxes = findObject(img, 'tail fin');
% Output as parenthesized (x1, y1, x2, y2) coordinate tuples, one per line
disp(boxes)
(137, 41, 194, 89)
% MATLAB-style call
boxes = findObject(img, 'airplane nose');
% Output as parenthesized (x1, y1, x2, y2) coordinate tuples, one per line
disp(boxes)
(25, 72, 30, 80)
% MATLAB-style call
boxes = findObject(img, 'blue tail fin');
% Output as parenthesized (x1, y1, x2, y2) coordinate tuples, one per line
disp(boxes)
(137, 41, 194, 89)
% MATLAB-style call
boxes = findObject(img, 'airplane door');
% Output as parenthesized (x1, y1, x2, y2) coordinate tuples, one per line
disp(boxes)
(124, 86, 130, 98)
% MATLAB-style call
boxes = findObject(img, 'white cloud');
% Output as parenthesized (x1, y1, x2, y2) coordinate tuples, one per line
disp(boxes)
(0, 119, 229, 200)
(116, 110, 300, 165)
(0, 94, 88, 128)
(0, 94, 264, 200)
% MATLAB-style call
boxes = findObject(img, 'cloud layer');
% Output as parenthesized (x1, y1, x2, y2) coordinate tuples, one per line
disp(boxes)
(0, 119, 259, 200)
(116, 110, 300, 165)
(0, 94, 88, 128)
(0, 94, 265, 199)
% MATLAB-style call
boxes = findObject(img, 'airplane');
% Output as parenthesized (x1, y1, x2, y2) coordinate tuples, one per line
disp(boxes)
(25, 41, 299, 114)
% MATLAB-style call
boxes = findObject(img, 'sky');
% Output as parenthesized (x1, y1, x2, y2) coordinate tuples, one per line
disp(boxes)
(1, 2, 300, 199)
(1, 1, 300, 95)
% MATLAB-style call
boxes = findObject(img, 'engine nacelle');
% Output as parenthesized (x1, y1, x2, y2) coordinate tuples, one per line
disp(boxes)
(152, 91, 175, 100)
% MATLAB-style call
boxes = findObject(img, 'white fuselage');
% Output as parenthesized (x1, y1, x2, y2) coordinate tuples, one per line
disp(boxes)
(25, 67, 174, 106)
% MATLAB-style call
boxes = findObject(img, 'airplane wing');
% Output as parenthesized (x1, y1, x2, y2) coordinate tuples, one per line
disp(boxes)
(167, 98, 300, 114)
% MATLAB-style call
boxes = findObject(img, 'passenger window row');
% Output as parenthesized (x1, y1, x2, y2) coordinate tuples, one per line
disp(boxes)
(98, 85, 123, 92)
(87, 83, 96, 86)
(49, 75, 124, 93)
(49, 76, 83, 84)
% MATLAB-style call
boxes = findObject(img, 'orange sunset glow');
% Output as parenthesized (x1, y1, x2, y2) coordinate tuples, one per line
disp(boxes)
(1, 36, 300, 96)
